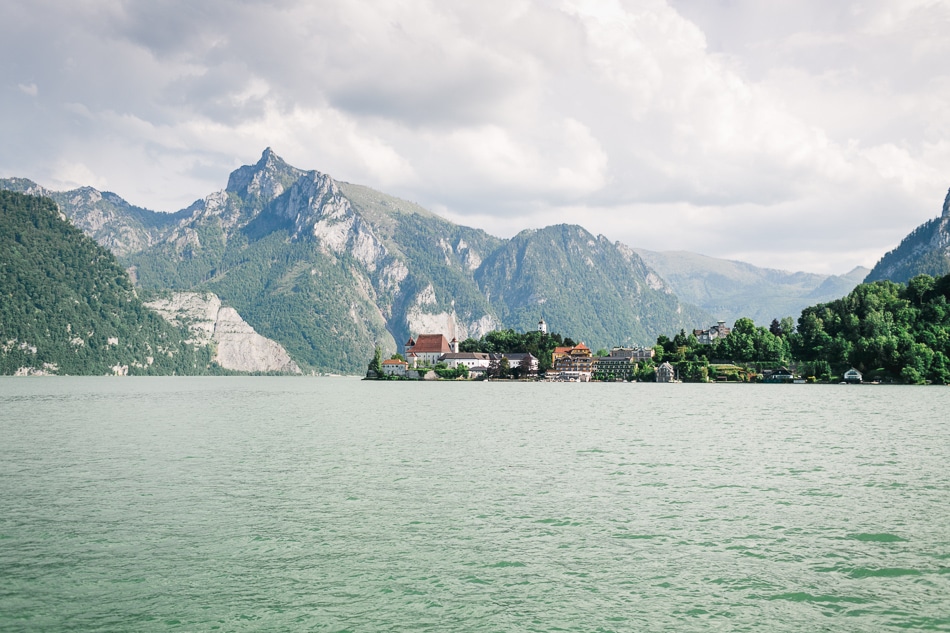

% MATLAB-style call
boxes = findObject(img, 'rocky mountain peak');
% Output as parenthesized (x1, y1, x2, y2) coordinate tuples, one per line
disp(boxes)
(942, 188, 950, 218)
(226, 148, 306, 207)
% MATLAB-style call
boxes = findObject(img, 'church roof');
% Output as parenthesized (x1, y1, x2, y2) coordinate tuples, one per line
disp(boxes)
(410, 334, 452, 354)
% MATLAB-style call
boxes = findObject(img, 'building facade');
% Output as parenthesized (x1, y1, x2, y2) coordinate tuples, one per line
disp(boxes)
(694, 321, 732, 345)
(593, 354, 638, 380)
(552, 343, 594, 377)
(405, 334, 453, 366)
(656, 361, 676, 383)
(438, 352, 492, 370)
(381, 358, 408, 376)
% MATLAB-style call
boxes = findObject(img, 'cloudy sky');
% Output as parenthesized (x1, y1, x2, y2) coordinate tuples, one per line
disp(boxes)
(3, 0, 949, 274)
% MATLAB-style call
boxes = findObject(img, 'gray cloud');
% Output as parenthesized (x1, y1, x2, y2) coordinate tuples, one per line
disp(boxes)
(1, 0, 948, 274)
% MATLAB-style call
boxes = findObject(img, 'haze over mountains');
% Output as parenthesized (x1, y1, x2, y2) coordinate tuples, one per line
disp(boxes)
(3, 149, 947, 374)
(635, 250, 870, 326)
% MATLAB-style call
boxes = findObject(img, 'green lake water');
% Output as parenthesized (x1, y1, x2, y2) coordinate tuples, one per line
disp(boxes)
(1, 378, 948, 631)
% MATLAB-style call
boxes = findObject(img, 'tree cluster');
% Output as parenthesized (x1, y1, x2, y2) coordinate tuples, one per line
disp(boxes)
(649, 274, 950, 384)
(458, 328, 575, 373)
(792, 275, 950, 384)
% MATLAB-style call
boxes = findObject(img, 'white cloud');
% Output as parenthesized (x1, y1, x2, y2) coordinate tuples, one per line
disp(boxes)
(1, 0, 949, 275)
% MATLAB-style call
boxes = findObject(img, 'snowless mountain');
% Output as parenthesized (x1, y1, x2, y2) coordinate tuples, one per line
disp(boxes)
(865, 189, 950, 283)
(4, 150, 710, 372)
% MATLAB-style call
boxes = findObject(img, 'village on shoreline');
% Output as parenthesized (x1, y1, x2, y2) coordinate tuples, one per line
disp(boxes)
(365, 318, 871, 384)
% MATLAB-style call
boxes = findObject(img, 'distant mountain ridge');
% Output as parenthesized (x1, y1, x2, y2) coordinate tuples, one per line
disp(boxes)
(865, 189, 950, 283)
(0, 177, 187, 256)
(635, 249, 869, 325)
(477, 226, 700, 347)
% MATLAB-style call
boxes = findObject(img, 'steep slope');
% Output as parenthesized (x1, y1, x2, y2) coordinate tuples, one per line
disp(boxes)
(143, 292, 301, 374)
(475, 225, 712, 349)
(635, 249, 869, 325)
(865, 189, 950, 283)
(120, 150, 500, 373)
(0, 177, 185, 256)
(0, 191, 213, 375)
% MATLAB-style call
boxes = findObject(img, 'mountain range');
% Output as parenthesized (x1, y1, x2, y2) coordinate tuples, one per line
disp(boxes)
(634, 249, 869, 326)
(5, 149, 945, 375)
(2, 150, 709, 373)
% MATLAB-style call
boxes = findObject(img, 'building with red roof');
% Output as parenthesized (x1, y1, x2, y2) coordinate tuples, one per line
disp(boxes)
(381, 358, 409, 376)
(552, 342, 594, 378)
(405, 334, 453, 366)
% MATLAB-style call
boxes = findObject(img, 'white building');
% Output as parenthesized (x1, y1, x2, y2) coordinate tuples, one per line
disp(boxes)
(438, 352, 492, 370)
(694, 321, 731, 345)
(381, 359, 408, 376)
(496, 353, 539, 374)
(843, 368, 863, 383)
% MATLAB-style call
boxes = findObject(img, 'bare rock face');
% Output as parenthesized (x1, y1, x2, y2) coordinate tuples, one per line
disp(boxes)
(145, 292, 301, 374)
(212, 307, 301, 374)
(404, 283, 500, 342)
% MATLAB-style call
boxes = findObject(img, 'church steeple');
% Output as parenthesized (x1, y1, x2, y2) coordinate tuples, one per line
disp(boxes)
(538, 317, 547, 334)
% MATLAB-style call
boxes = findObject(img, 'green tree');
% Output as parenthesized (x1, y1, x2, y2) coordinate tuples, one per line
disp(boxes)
(368, 346, 383, 376)
(791, 275, 950, 383)
(677, 361, 709, 383)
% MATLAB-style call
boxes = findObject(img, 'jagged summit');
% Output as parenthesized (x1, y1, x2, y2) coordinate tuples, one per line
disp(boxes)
(943, 188, 950, 218)
(225, 147, 307, 206)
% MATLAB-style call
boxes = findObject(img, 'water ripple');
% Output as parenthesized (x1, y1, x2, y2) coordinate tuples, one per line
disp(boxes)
(1, 379, 948, 631)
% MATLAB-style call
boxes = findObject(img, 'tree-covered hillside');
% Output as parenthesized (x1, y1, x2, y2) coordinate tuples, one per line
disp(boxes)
(865, 189, 950, 283)
(793, 274, 950, 384)
(0, 191, 214, 375)
(649, 273, 950, 384)
(475, 225, 711, 350)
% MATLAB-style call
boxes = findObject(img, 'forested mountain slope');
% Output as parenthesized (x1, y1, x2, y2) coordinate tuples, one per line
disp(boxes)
(0, 191, 213, 375)
(865, 189, 950, 283)
(476, 225, 711, 348)
(794, 274, 950, 384)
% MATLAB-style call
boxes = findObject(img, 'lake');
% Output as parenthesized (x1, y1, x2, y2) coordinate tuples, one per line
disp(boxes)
(1, 378, 948, 631)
